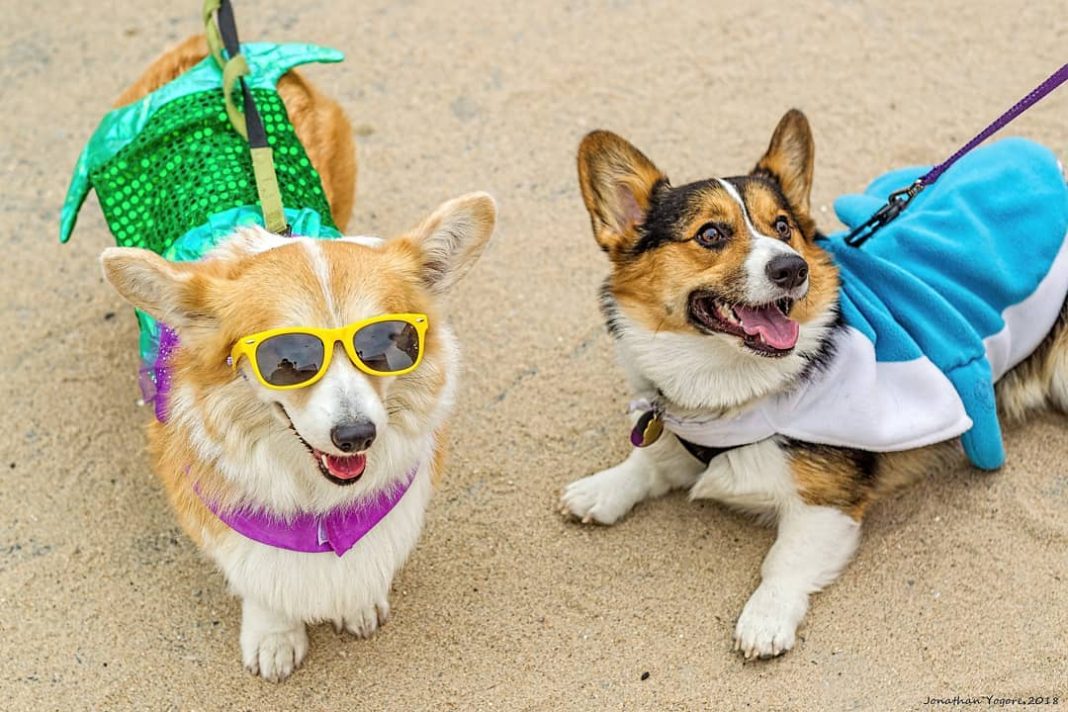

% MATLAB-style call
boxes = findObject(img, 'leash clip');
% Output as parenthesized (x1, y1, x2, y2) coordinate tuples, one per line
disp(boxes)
(844, 179, 925, 247)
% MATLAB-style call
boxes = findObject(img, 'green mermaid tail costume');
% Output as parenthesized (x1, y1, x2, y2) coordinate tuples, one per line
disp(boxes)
(60, 42, 345, 416)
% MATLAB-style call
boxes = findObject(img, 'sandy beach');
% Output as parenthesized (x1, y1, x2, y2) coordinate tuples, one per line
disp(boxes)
(2, 0, 1066, 709)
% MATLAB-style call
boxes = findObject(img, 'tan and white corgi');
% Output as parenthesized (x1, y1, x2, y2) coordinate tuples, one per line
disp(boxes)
(561, 110, 1068, 659)
(97, 39, 496, 681)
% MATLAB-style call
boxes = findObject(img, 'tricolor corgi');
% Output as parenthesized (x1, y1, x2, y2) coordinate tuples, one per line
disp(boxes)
(72, 37, 496, 680)
(561, 109, 1068, 658)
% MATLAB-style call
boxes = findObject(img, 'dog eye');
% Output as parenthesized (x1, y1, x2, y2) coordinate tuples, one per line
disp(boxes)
(774, 216, 792, 239)
(694, 223, 729, 249)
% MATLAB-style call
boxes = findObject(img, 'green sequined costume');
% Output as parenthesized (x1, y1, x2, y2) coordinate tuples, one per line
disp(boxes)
(60, 43, 345, 408)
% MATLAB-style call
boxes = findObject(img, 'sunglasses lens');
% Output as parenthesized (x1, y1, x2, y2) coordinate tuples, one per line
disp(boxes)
(255, 333, 325, 387)
(354, 321, 420, 373)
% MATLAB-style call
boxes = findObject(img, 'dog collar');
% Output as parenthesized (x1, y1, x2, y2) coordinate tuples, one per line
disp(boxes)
(196, 468, 417, 557)
(629, 399, 737, 465)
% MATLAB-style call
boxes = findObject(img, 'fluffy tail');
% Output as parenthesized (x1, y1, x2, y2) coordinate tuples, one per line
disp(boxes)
(997, 295, 1068, 422)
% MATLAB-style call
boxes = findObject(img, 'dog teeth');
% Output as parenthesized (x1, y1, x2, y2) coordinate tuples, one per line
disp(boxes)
(321, 454, 330, 469)
(716, 303, 741, 326)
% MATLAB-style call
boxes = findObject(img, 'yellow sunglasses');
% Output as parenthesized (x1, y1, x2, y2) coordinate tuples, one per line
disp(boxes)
(229, 313, 429, 390)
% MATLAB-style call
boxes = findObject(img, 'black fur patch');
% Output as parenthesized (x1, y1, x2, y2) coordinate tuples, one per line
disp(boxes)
(676, 437, 736, 465)
(795, 297, 845, 387)
(629, 174, 802, 257)
(599, 278, 624, 340)
(781, 438, 880, 509)
(784, 440, 878, 477)
(630, 179, 718, 255)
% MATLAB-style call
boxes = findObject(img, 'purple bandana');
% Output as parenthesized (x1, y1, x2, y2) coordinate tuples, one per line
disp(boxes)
(196, 469, 418, 556)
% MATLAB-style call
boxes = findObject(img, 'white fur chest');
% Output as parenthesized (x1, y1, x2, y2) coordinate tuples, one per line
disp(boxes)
(204, 463, 433, 624)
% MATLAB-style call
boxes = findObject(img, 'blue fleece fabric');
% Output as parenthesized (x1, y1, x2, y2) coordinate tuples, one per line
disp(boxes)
(819, 138, 1068, 469)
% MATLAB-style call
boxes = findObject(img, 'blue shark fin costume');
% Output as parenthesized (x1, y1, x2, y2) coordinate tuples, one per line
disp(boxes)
(665, 138, 1068, 470)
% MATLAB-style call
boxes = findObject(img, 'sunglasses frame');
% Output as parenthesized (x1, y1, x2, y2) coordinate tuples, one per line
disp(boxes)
(229, 313, 430, 390)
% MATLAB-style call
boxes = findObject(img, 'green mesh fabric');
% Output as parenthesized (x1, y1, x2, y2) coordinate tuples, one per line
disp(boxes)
(88, 88, 336, 255)
(59, 43, 346, 415)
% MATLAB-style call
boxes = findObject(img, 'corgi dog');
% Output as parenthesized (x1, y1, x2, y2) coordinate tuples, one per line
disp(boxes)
(85, 37, 496, 680)
(561, 110, 1068, 659)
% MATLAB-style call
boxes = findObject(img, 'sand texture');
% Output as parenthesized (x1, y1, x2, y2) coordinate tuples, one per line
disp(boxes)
(2, 0, 1066, 709)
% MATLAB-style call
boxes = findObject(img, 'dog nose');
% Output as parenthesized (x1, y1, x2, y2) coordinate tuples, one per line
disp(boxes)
(765, 254, 809, 290)
(330, 420, 377, 453)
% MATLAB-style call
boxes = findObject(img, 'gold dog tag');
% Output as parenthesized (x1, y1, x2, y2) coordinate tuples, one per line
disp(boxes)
(630, 410, 664, 448)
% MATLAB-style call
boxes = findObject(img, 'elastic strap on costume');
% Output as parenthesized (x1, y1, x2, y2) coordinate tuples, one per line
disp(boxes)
(221, 54, 250, 140)
(203, 0, 289, 234)
(249, 147, 286, 234)
(201, 0, 225, 68)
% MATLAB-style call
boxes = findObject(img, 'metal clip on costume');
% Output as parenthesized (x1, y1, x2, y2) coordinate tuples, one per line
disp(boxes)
(845, 62, 1068, 247)
(843, 179, 924, 247)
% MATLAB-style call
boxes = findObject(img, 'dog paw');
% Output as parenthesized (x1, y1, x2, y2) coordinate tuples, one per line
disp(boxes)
(241, 622, 308, 682)
(559, 466, 644, 525)
(341, 600, 391, 639)
(733, 583, 808, 660)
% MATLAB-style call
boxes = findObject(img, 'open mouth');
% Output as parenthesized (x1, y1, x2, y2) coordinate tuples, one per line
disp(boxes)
(311, 449, 367, 485)
(277, 405, 367, 486)
(688, 291, 800, 357)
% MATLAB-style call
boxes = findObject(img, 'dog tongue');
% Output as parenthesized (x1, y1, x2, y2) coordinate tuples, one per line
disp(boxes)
(734, 305, 800, 350)
(324, 453, 367, 480)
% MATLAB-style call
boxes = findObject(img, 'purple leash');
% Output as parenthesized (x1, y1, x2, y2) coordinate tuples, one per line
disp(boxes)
(845, 62, 1068, 247)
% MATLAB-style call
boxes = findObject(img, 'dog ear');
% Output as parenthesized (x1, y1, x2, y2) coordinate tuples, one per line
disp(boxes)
(577, 131, 667, 258)
(408, 192, 497, 294)
(100, 247, 215, 329)
(753, 109, 815, 216)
